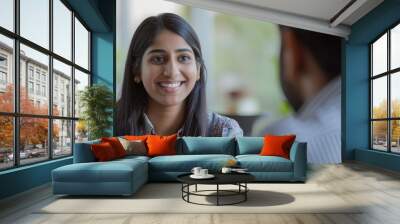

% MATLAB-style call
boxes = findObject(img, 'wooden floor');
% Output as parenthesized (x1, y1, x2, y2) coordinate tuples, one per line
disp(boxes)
(1, 162, 400, 224)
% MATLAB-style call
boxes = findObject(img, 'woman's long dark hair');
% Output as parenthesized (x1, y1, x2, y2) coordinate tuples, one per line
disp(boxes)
(116, 13, 208, 136)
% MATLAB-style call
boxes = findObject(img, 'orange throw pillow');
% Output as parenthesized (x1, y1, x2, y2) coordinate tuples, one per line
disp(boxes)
(101, 137, 126, 158)
(146, 134, 177, 157)
(260, 134, 296, 159)
(124, 135, 148, 141)
(91, 142, 118, 161)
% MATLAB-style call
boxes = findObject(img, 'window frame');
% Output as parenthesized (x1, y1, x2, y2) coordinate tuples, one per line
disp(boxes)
(370, 20, 400, 154)
(0, 0, 92, 171)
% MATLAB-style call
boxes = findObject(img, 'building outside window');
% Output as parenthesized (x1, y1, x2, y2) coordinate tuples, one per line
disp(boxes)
(28, 67, 34, 80)
(35, 83, 40, 95)
(54, 89, 58, 102)
(0, 71, 7, 85)
(0, 54, 7, 88)
(41, 85, 46, 97)
(28, 81, 34, 94)
(35, 70, 40, 81)
(371, 22, 400, 154)
(0, 0, 91, 170)
(0, 54, 7, 67)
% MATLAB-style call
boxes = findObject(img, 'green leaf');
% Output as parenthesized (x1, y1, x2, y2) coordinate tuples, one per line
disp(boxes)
(79, 84, 114, 140)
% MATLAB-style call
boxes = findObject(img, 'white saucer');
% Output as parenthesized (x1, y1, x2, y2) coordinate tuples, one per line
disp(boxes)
(190, 174, 215, 179)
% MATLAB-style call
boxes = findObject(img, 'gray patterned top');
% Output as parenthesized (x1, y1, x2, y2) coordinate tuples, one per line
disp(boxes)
(142, 112, 243, 137)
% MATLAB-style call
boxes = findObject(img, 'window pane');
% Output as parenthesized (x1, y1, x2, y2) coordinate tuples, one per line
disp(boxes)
(20, 0, 49, 49)
(391, 24, 400, 70)
(372, 77, 387, 119)
(53, 59, 72, 117)
(391, 72, 400, 118)
(0, 0, 14, 31)
(53, 119, 72, 158)
(0, 35, 14, 112)
(372, 33, 387, 76)
(0, 116, 13, 170)
(75, 18, 89, 70)
(391, 120, 400, 153)
(74, 69, 89, 118)
(20, 44, 49, 115)
(372, 121, 387, 151)
(20, 117, 49, 165)
(53, 0, 72, 60)
(75, 120, 88, 143)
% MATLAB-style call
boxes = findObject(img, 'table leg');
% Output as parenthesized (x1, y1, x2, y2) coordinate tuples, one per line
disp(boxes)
(195, 184, 197, 192)
(245, 183, 247, 201)
(217, 184, 219, 206)
(187, 184, 190, 202)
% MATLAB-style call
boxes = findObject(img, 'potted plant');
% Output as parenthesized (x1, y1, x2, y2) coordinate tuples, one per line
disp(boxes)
(79, 84, 114, 140)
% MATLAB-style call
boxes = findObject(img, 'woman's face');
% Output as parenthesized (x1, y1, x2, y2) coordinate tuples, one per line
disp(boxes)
(140, 30, 200, 108)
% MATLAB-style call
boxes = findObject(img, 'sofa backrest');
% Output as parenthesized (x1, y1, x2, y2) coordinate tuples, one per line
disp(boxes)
(178, 137, 236, 155)
(73, 139, 100, 163)
(235, 137, 264, 155)
(73, 137, 302, 161)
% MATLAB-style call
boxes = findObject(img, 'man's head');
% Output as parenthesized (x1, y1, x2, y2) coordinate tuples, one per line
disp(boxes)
(279, 26, 342, 111)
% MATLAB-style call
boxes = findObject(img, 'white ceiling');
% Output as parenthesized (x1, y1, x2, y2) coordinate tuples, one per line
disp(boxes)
(228, 0, 352, 22)
(167, 0, 384, 38)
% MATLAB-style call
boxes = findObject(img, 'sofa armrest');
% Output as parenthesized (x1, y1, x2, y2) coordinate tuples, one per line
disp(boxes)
(73, 140, 100, 163)
(289, 142, 307, 181)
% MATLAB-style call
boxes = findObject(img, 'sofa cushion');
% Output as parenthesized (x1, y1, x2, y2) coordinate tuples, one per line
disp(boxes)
(147, 134, 177, 157)
(101, 137, 127, 158)
(148, 154, 235, 172)
(53, 158, 148, 183)
(118, 137, 147, 156)
(236, 155, 293, 172)
(179, 137, 235, 155)
(91, 142, 118, 161)
(114, 155, 150, 164)
(260, 135, 296, 159)
(236, 137, 263, 155)
(124, 135, 148, 141)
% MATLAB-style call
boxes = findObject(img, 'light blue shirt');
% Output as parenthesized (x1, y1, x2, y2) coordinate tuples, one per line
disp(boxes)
(142, 112, 243, 137)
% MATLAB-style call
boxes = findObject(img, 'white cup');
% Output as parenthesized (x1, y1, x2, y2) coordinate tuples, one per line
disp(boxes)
(221, 167, 232, 174)
(200, 169, 208, 176)
(191, 167, 202, 176)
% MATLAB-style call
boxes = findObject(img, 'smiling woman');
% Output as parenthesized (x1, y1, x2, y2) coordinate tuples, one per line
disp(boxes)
(116, 13, 243, 137)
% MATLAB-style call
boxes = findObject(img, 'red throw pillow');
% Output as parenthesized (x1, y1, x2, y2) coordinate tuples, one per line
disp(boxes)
(91, 142, 118, 161)
(260, 134, 296, 159)
(146, 134, 177, 157)
(101, 137, 126, 158)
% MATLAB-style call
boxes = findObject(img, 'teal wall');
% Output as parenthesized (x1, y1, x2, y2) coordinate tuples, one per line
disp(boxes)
(344, 0, 400, 171)
(0, 0, 115, 200)
(92, 32, 115, 135)
(0, 158, 72, 199)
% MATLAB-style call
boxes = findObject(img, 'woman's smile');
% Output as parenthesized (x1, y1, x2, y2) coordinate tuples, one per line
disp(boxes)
(157, 80, 186, 93)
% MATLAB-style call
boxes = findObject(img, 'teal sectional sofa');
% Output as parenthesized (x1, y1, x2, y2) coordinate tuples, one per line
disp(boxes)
(52, 137, 307, 196)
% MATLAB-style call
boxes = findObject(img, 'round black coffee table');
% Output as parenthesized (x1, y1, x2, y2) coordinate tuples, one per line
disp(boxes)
(177, 173, 255, 206)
